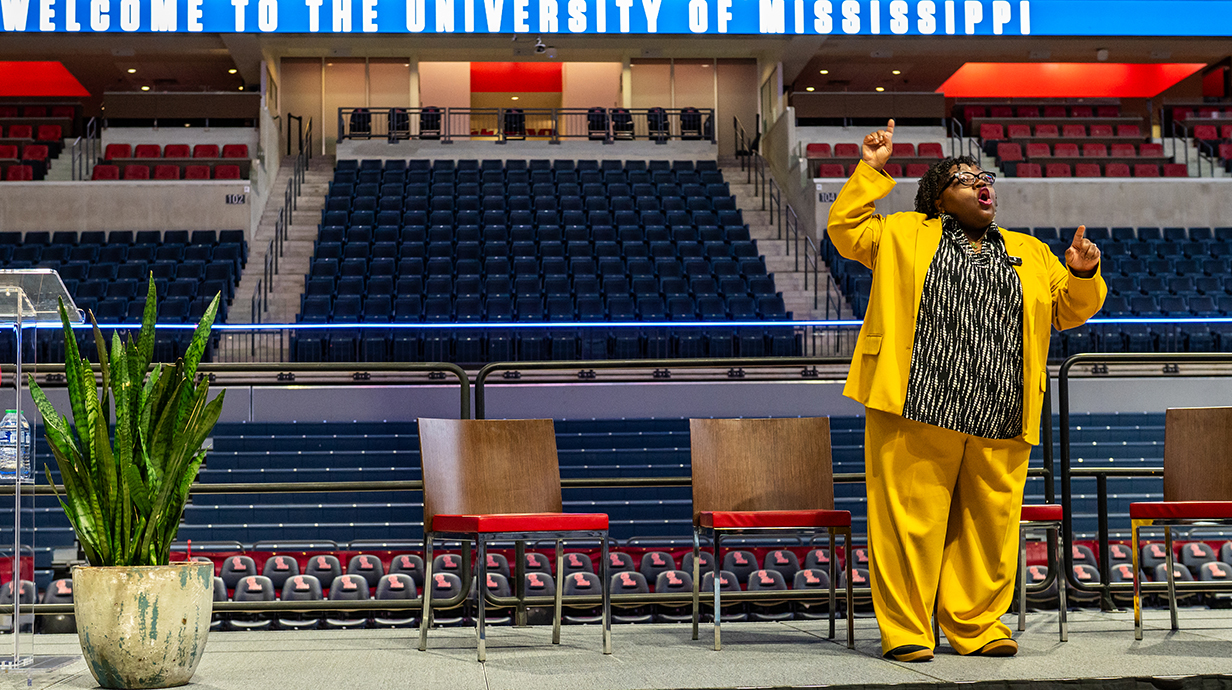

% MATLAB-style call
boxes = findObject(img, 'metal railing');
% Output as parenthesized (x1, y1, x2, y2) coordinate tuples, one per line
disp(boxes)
(1168, 120, 1219, 178)
(734, 116, 822, 314)
(337, 107, 716, 145)
(253, 117, 313, 322)
(69, 117, 100, 181)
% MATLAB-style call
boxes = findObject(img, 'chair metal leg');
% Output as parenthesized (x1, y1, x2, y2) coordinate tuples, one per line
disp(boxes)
(418, 535, 434, 652)
(1018, 528, 1027, 632)
(600, 535, 612, 655)
(1054, 524, 1067, 642)
(828, 530, 836, 640)
(514, 540, 528, 627)
(691, 529, 701, 641)
(712, 531, 722, 651)
(476, 537, 487, 662)
(1165, 526, 1178, 631)
(553, 539, 564, 645)
(1132, 520, 1144, 640)
(845, 528, 854, 649)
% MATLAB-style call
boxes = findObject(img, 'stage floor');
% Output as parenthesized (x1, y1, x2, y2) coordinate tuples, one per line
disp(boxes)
(16, 609, 1232, 690)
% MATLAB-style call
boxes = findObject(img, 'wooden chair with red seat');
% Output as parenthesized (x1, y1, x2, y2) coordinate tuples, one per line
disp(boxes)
(1131, 407, 1232, 640)
(1016, 504, 1068, 641)
(416, 417, 612, 661)
(687, 417, 853, 651)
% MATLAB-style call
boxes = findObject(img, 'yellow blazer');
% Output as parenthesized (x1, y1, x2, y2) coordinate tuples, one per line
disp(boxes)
(827, 161, 1106, 446)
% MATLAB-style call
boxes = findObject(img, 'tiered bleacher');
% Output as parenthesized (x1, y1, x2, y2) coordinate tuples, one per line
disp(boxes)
(94, 143, 250, 180)
(295, 158, 797, 363)
(806, 141, 947, 178)
(964, 102, 1187, 177)
(826, 225, 1232, 354)
(0, 102, 81, 180)
(8, 412, 1226, 632)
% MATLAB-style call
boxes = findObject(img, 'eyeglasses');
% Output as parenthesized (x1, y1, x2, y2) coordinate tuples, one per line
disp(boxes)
(948, 171, 996, 187)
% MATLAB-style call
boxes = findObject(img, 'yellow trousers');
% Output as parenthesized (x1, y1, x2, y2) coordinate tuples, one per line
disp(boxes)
(864, 407, 1032, 655)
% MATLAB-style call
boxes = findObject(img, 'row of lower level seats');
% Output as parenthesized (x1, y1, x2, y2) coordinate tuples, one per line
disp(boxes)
(92, 163, 244, 180)
(0, 144, 50, 178)
(1002, 162, 1186, 178)
(958, 104, 1124, 121)
(103, 143, 249, 160)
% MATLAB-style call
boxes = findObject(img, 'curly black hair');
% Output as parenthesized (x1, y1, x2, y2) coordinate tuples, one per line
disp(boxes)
(913, 155, 981, 218)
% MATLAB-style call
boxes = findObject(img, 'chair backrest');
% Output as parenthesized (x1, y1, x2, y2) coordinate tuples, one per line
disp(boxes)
(688, 417, 833, 521)
(417, 418, 563, 531)
(1163, 407, 1232, 501)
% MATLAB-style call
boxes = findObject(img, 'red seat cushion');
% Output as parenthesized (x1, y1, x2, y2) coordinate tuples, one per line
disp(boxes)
(432, 512, 608, 533)
(698, 510, 851, 529)
(1130, 502, 1232, 520)
(214, 164, 241, 179)
(1021, 504, 1063, 522)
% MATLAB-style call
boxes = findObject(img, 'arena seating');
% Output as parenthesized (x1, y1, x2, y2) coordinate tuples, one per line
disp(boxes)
(824, 225, 1232, 354)
(294, 158, 797, 363)
(97, 143, 251, 180)
(0, 102, 81, 180)
(807, 141, 946, 178)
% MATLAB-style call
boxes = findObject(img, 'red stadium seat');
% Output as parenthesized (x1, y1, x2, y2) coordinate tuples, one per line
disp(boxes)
(961, 105, 985, 122)
(0, 144, 17, 160)
(1045, 163, 1072, 177)
(816, 163, 845, 177)
(846, 163, 859, 175)
(1007, 124, 1032, 138)
(153, 164, 180, 180)
(23, 106, 46, 117)
(1193, 125, 1219, 141)
(997, 143, 1024, 161)
(1082, 143, 1107, 157)
(1162, 164, 1189, 177)
(1016, 106, 1039, 117)
(0, 106, 17, 117)
(1096, 106, 1119, 117)
(1089, 124, 1114, 137)
(1172, 108, 1194, 122)
(36, 125, 61, 142)
(123, 164, 150, 180)
(834, 143, 859, 157)
(222, 144, 249, 158)
(905, 163, 931, 177)
(1117, 124, 1142, 137)
(1074, 163, 1101, 177)
(1198, 107, 1222, 118)
(1035, 124, 1060, 137)
(164, 144, 191, 158)
(1070, 106, 1094, 117)
(21, 144, 47, 163)
(1016, 162, 1042, 177)
(185, 164, 211, 179)
(1140, 143, 1164, 157)
(133, 144, 161, 158)
(1133, 164, 1160, 177)
(104, 143, 131, 160)
(883, 163, 902, 177)
(989, 105, 1013, 118)
(804, 143, 831, 158)
(194, 144, 221, 158)
(91, 164, 120, 180)
(1061, 124, 1086, 137)
(1220, 143, 1232, 161)
(1043, 105, 1067, 118)
(1222, 125, 1232, 140)
(1055, 143, 1080, 157)
(1024, 142, 1050, 158)
(5, 165, 33, 181)
(917, 142, 944, 158)
(1110, 143, 1136, 157)
(50, 105, 74, 118)
(893, 143, 915, 157)
(214, 164, 242, 179)
(7, 125, 32, 139)
(1105, 162, 1131, 177)
(979, 123, 1005, 140)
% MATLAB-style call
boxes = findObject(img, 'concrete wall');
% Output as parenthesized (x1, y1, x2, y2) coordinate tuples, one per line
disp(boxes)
(0, 181, 251, 234)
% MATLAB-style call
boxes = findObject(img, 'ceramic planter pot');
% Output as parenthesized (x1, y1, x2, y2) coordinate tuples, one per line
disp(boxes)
(73, 562, 213, 689)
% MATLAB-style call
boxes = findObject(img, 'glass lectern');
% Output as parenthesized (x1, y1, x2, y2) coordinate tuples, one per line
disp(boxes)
(0, 269, 81, 670)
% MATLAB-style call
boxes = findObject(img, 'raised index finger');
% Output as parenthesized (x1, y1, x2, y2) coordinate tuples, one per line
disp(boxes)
(886, 119, 896, 136)
(1071, 225, 1086, 247)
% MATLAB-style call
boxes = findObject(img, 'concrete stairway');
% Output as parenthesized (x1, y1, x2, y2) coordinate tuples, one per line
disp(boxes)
(721, 157, 853, 323)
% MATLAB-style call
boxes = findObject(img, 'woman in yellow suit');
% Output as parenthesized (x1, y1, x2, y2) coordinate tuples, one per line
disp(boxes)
(828, 120, 1105, 662)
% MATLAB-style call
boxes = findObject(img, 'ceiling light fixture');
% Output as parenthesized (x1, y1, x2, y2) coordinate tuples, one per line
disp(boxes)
(140, 85, 150, 91)
(805, 86, 815, 92)
(511, 96, 519, 100)
(228, 68, 238, 74)
(891, 70, 901, 75)
(127, 68, 136, 74)
(875, 86, 885, 92)
(819, 69, 829, 75)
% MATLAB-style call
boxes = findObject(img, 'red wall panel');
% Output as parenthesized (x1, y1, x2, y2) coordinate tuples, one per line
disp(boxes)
(938, 63, 1206, 98)
(470, 62, 562, 93)
(0, 62, 90, 98)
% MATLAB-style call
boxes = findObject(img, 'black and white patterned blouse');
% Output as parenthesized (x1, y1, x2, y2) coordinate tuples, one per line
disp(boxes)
(900, 216, 1025, 440)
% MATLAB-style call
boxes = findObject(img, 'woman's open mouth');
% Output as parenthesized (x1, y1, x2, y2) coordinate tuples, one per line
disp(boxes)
(977, 188, 993, 207)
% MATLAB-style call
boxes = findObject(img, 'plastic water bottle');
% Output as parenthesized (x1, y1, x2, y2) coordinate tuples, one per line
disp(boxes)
(0, 409, 31, 482)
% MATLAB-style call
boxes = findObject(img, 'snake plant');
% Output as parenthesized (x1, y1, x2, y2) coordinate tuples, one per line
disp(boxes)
(28, 277, 225, 566)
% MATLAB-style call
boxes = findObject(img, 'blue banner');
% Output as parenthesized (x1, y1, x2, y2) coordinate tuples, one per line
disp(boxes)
(1, 0, 1229, 35)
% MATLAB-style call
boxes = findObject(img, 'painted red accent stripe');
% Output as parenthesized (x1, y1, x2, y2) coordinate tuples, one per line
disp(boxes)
(471, 62, 562, 93)
(937, 62, 1205, 98)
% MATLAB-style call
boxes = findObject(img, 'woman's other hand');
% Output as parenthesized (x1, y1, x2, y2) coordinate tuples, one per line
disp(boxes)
(862, 119, 895, 172)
